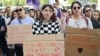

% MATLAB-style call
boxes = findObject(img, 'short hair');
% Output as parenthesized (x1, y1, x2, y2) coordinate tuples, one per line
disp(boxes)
(61, 9, 67, 12)
(83, 5, 91, 14)
(28, 9, 35, 12)
(16, 5, 24, 9)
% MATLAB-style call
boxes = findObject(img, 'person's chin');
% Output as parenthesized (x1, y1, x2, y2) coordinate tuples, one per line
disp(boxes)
(45, 17, 50, 19)
(46, 16, 50, 18)
(76, 13, 80, 15)
(18, 13, 21, 15)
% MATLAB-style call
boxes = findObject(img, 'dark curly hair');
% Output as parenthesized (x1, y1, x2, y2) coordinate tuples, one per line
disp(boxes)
(71, 1, 82, 14)
(37, 4, 57, 22)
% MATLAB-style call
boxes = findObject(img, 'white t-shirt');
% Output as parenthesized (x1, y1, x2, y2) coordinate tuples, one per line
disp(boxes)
(67, 18, 87, 28)
(3, 17, 11, 25)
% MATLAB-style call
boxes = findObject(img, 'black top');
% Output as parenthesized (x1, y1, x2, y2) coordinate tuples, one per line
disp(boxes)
(91, 18, 100, 29)
(0, 16, 8, 55)
(0, 16, 7, 38)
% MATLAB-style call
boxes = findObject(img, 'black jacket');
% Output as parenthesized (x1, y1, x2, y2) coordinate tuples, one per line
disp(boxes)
(0, 16, 8, 55)
(0, 17, 7, 37)
(91, 18, 100, 29)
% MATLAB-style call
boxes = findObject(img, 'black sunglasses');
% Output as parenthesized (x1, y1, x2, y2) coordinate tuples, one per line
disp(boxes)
(73, 7, 80, 10)
(15, 9, 23, 12)
(85, 9, 91, 12)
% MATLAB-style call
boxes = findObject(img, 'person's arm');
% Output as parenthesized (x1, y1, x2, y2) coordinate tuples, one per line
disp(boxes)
(60, 18, 67, 32)
(60, 15, 69, 33)
(98, 24, 100, 28)
(55, 23, 60, 34)
(0, 19, 7, 37)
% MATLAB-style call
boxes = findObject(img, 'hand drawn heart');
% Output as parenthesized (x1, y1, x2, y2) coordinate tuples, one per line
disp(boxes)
(78, 48, 83, 53)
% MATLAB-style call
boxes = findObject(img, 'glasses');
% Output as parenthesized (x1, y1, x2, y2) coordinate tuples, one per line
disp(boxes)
(15, 9, 23, 12)
(85, 9, 91, 12)
(73, 7, 80, 10)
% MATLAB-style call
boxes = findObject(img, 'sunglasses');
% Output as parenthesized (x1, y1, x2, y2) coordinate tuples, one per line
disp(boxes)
(15, 9, 23, 12)
(73, 7, 80, 10)
(85, 9, 91, 12)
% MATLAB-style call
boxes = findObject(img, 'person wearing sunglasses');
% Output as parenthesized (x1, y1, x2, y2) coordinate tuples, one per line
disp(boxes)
(11, 5, 35, 25)
(66, 1, 92, 29)
(83, 5, 100, 29)
(83, 5, 92, 18)
(10, 5, 35, 56)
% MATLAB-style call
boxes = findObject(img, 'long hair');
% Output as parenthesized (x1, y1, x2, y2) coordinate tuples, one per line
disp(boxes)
(37, 4, 57, 22)
(36, 9, 41, 20)
(8, 10, 17, 25)
(11, 10, 17, 21)
(92, 10, 100, 21)
(71, 1, 82, 15)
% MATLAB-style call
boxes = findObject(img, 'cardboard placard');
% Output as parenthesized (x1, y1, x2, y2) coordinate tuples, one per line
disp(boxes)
(23, 41, 64, 56)
(23, 34, 64, 56)
(65, 27, 100, 56)
(26, 34, 64, 41)
(7, 24, 64, 44)
(65, 26, 100, 36)
(65, 34, 100, 56)
(7, 25, 33, 44)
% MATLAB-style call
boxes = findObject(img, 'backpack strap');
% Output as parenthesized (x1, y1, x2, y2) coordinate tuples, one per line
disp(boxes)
(66, 16, 71, 24)
(66, 16, 88, 26)
(82, 16, 88, 25)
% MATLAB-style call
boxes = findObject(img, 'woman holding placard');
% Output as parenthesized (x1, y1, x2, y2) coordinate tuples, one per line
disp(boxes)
(32, 4, 60, 34)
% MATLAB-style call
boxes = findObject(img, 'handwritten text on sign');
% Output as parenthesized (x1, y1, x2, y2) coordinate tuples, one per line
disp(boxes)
(23, 41, 64, 56)
(7, 25, 33, 44)
(66, 35, 98, 50)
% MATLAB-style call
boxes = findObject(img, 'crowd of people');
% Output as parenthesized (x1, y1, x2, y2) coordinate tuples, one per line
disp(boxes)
(0, 1, 100, 56)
